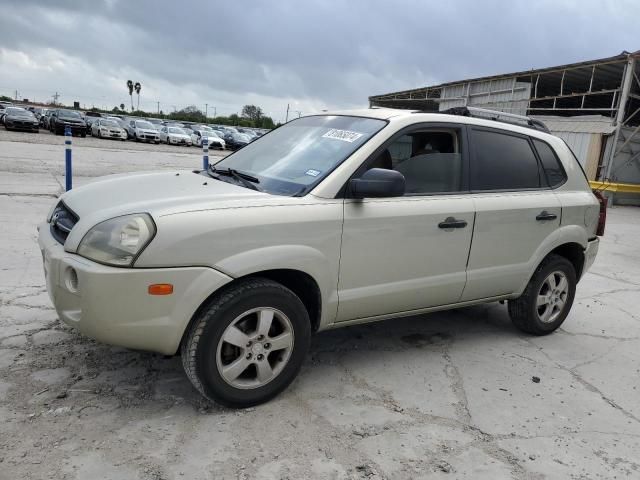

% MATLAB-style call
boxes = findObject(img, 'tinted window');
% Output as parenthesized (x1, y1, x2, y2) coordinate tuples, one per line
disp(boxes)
(471, 129, 541, 190)
(533, 139, 566, 188)
(367, 130, 462, 194)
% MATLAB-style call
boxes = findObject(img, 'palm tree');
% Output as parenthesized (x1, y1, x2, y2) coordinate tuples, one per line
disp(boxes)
(120, 103, 125, 111)
(126, 80, 134, 111)
(134, 82, 142, 111)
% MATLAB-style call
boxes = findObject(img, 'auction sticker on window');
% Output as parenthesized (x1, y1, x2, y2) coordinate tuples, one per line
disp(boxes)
(322, 129, 363, 143)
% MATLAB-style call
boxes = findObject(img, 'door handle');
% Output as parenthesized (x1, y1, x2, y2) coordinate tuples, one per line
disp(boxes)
(438, 217, 468, 229)
(536, 211, 558, 221)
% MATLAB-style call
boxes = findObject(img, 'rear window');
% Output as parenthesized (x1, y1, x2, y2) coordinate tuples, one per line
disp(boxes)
(532, 139, 567, 188)
(471, 129, 541, 191)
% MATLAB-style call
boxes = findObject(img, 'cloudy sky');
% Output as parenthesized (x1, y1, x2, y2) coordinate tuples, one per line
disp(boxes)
(0, 0, 638, 122)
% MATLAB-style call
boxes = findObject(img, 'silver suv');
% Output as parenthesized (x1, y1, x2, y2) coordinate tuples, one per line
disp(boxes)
(38, 107, 604, 407)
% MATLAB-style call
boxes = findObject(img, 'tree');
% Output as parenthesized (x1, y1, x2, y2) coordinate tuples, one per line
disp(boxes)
(120, 103, 125, 111)
(0, 95, 13, 102)
(134, 82, 142, 110)
(168, 105, 207, 123)
(126, 80, 134, 111)
(241, 105, 263, 122)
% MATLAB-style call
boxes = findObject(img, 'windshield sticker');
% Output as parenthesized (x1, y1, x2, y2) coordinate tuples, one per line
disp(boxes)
(322, 129, 363, 143)
(305, 169, 321, 177)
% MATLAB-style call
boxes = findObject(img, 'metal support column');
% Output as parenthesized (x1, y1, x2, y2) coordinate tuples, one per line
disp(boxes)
(604, 56, 636, 179)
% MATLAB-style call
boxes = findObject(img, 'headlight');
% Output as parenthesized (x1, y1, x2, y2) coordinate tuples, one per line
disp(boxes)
(77, 214, 156, 267)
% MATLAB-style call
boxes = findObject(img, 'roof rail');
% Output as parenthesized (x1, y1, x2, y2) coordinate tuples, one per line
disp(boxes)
(438, 106, 550, 133)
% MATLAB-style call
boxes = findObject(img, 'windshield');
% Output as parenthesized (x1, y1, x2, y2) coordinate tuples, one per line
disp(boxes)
(213, 115, 386, 196)
(101, 120, 119, 127)
(168, 127, 185, 134)
(59, 110, 81, 119)
(6, 107, 30, 116)
(135, 121, 154, 129)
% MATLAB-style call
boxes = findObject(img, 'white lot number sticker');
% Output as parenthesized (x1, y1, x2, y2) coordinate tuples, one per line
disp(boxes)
(322, 128, 363, 143)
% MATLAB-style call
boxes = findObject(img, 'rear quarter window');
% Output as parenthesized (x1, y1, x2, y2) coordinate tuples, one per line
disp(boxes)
(532, 139, 567, 188)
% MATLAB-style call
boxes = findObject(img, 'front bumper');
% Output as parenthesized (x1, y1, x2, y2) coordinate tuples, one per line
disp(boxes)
(38, 222, 232, 354)
(6, 120, 39, 130)
(169, 137, 191, 145)
(583, 237, 599, 276)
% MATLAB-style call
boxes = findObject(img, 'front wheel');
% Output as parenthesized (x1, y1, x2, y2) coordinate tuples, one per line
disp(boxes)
(181, 278, 311, 408)
(508, 254, 576, 335)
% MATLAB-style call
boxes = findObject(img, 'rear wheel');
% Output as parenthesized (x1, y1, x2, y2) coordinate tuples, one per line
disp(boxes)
(181, 278, 311, 408)
(508, 254, 576, 335)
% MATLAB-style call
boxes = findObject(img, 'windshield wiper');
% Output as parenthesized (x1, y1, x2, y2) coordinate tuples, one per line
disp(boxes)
(208, 166, 261, 191)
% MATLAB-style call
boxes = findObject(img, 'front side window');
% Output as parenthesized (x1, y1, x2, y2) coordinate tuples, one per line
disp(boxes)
(470, 129, 541, 191)
(213, 115, 386, 196)
(366, 129, 463, 194)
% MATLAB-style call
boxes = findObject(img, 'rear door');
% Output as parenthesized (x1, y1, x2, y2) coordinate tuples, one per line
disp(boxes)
(462, 127, 562, 301)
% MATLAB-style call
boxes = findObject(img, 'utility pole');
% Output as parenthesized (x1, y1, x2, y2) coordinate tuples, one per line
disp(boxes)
(285, 103, 290, 123)
(205, 103, 208, 118)
(213, 107, 216, 118)
(15, 90, 19, 101)
(53, 92, 60, 105)
(157, 101, 160, 114)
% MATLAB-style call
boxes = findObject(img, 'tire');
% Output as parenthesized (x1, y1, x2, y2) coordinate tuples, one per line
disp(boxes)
(81, 132, 86, 138)
(508, 254, 576, 335)
(181, 278, 311, 408)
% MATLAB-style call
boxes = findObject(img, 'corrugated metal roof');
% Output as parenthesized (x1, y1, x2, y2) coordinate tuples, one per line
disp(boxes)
(370, 50, 639, 101)
(533, 115, 616, 134)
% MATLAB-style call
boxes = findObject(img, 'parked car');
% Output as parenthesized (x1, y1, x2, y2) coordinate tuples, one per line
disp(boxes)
(84, 111, 102, 128)
(130, 119, 160, 143)
(37, 107, 604, 408)
(41, 109, 55, 129)
(159, 126, 192, 146)
(91, 118, 127, 140)
(3, 107, 39, 132)
(49, 109, 87, 136)
(191, 128, 225, 149)
(224, 131, 250, 150)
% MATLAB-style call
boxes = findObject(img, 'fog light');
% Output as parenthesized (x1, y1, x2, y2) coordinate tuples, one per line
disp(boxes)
(65, 267, 79, 292)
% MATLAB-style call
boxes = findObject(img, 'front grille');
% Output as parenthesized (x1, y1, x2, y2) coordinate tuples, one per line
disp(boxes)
(50, 202, 79, 245)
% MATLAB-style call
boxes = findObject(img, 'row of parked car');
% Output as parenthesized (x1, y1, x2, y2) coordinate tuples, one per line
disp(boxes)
(0, 102, 266, 151)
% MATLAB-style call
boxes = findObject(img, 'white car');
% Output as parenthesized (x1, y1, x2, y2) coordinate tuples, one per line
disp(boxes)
(91, 118, 127, 140)
(130, 119, 159, 143)
(159, 126, 192, 146)
(191, 129, 225, 149)
(38, 107, 603, 408)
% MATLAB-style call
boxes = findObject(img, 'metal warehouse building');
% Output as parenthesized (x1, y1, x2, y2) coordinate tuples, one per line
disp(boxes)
(369, 50, 640, 203)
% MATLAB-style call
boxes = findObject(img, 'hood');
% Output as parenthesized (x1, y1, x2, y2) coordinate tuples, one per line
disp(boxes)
(169, 133, 190, 139)
(136, 128, 158, 134)
(60, 170, 281, 250)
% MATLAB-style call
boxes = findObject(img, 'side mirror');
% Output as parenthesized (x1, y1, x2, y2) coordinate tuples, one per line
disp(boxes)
(349, 168, 405, 198)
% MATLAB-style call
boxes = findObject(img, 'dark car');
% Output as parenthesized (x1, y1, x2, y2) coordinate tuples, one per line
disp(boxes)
(224, 131, 251, 150)
(3, 107, 40, 132)
(50, 109, 87, 137)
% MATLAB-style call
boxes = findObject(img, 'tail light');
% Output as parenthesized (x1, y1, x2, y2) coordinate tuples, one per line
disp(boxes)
(593, 190, 607, 236)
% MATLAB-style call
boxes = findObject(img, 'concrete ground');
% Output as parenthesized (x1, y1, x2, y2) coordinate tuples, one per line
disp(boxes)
(1, 128, 639, 480)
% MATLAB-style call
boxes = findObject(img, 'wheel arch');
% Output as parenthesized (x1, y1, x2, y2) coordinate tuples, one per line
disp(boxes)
(179, 268, 323, 353)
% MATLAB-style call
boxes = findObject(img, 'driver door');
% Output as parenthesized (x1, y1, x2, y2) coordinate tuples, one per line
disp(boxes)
(337, 124, 475, 322)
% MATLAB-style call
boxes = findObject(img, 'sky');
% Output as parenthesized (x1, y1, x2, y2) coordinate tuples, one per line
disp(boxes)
(0, 0, 638, 123)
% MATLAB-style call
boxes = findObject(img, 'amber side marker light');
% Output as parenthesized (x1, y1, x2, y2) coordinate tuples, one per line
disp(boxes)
(148, 284, 174, 295)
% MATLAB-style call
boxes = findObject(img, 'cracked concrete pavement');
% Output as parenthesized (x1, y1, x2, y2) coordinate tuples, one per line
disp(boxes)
(1, 129, 640, 479)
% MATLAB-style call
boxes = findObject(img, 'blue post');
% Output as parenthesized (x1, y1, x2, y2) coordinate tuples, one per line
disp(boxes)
(202, 137, 209, 170)
(64, 126, 72, 191)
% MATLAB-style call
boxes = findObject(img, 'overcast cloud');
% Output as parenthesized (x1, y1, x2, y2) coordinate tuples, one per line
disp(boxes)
(0, 0, 638, 122)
